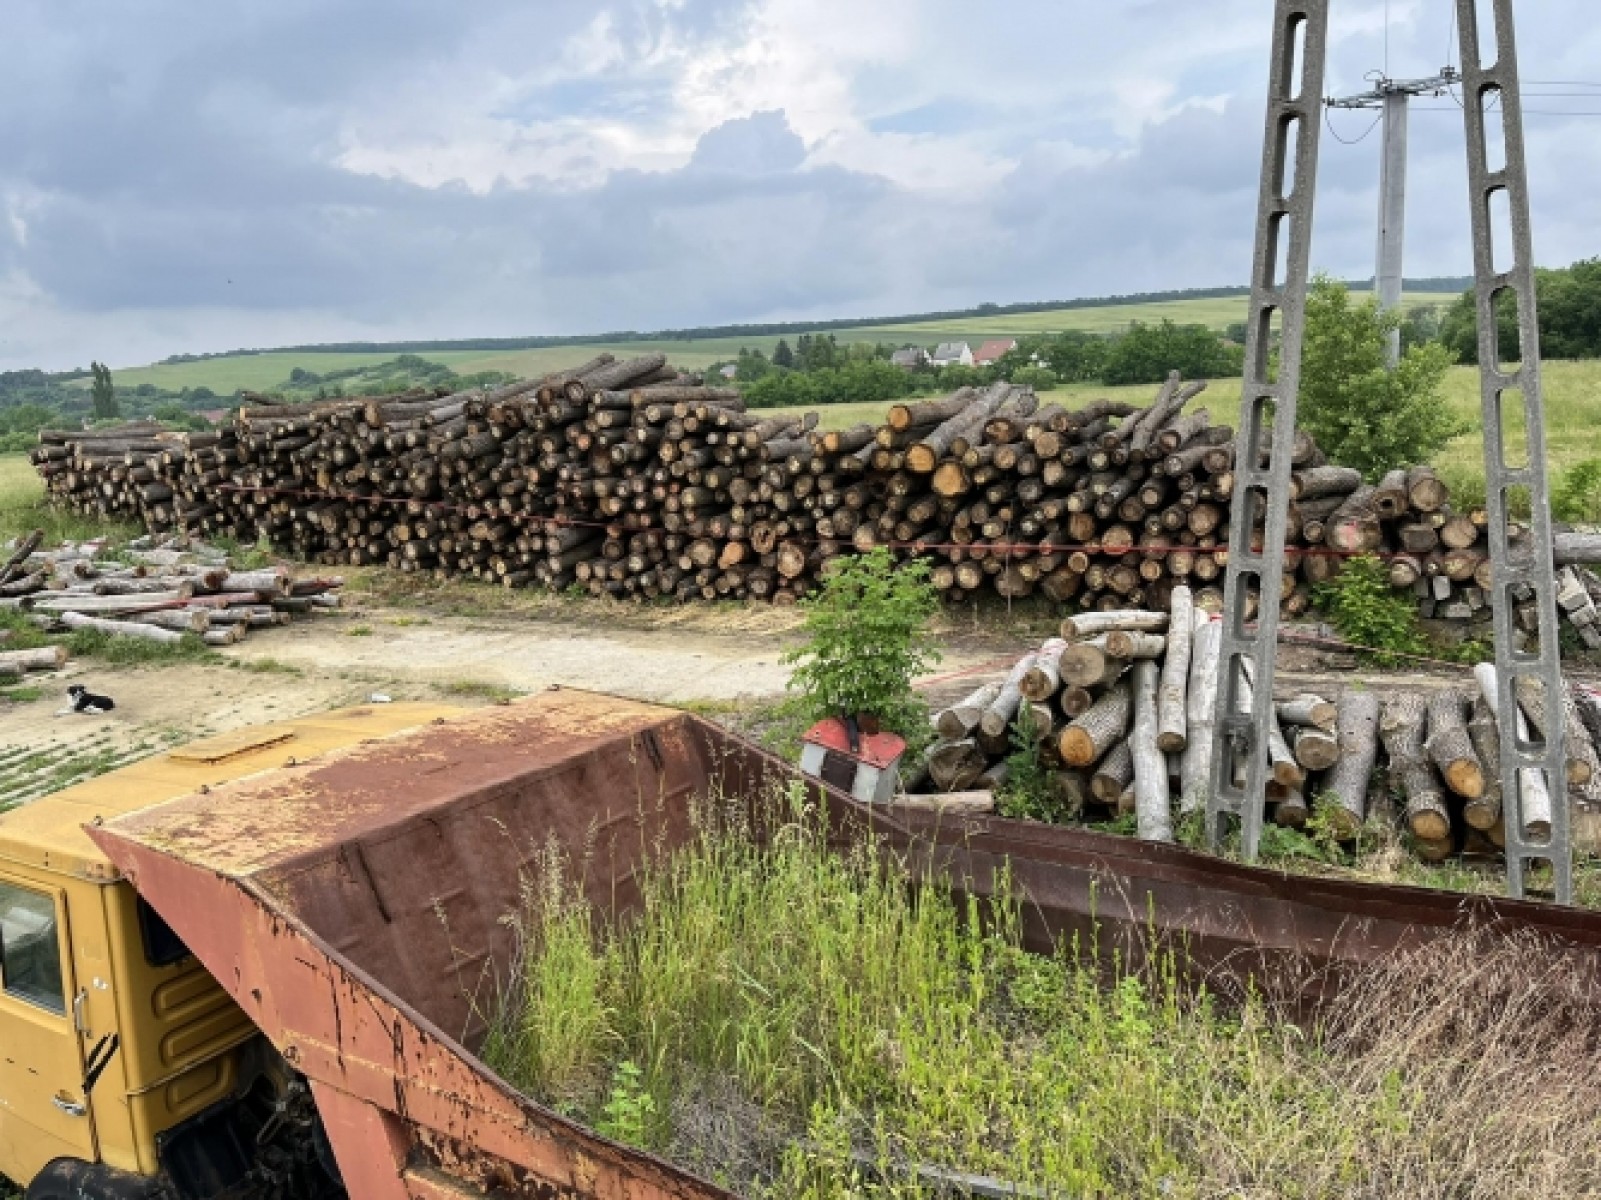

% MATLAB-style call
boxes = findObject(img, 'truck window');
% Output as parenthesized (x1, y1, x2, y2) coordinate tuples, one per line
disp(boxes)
(137, 896, 191, 966)
(0, 882, 65, 1014)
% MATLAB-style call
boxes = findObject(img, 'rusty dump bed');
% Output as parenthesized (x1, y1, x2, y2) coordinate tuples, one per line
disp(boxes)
(87, 691, 1601, 1200)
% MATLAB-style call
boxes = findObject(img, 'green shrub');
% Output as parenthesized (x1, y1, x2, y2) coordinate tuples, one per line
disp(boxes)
(1300, 277, 1460, 481)
(1009, 365, 1058, 390)
(780, 548, 939, 743)
(1555, 458, 1601, 523)
(1314, 554, 1425, 665)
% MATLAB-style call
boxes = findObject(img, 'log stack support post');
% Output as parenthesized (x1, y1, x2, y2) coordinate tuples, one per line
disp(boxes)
(1206, 0, 1329, 862)
(1455, 0, 1571, 901)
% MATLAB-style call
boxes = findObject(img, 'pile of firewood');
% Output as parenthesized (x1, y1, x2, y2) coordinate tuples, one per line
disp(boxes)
(914, 584, 1601, 862)
(25, 360, 1601, 617)
(0, 530, 340, 647)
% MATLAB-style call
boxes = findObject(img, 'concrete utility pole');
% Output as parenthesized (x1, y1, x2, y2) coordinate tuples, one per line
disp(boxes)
(1327, 69, 1460, 365)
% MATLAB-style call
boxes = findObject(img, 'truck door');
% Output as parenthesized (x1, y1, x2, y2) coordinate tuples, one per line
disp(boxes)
(0, 879, 97, 1173)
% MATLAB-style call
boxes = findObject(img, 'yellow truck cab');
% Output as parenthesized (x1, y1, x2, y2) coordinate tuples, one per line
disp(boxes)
(0, 703, 459, 1200)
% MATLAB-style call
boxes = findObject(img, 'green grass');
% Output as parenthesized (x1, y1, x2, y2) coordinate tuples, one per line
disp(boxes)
(485, 790, 1601, 1199)
(83, 292, 1460, 396)
(439, 679, 521, 702)
(1, 453, 140, 547)
(0, 610, 216, 667)
(0, 684, 44, 704)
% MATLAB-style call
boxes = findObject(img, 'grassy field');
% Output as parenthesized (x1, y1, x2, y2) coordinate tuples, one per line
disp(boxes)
(91, 292, 1461, 395)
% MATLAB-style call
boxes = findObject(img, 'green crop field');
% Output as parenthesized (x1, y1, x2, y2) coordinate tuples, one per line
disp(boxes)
(89, 291, 1462, 396)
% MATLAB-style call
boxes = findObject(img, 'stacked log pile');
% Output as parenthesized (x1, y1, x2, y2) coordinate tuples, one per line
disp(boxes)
(26, 363, 1601, 621)
(917, 585, 1601, 862)
(0, 531, 339, 647)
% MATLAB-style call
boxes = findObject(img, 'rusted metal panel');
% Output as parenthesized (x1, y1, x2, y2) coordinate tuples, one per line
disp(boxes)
(88, 691, 1601, 1199)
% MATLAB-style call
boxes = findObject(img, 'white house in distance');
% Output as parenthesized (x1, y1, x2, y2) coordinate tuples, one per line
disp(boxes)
(929, 341, 974, 367)
(972, 338, 1018, 366)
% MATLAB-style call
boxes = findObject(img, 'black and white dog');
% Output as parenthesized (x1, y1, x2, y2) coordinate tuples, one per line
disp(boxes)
(57, 684, 116, 716)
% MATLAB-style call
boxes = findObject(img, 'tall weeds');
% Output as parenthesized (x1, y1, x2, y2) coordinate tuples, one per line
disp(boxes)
(483, 792, 1601, 1199)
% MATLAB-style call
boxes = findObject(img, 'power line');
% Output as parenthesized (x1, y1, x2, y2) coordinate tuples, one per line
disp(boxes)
(1323, 106, 1385, 145)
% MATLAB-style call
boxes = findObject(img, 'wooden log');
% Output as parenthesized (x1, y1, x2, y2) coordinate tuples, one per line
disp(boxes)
(889, 791, 995, 815)
(1156, 585, 1193, 753)
(1406, 465, 1449, 513)
(1059, 681, 1132, 768)
(1288, 725, 1340, 772)
(1380, 691, 1452, 843)
(0, 645, 69, 672)
(927, 739, 990, 792)
(59, 611, 185, 644)
(1019, 639, 1068, 702)
(981, 653, 1038, 738)
(1512, 674, 1593, 787)
(1058, 638, 1123, 688)
(1292, 466, 1364, 501)
(1424, 690, 1486, 800)
(1130, 659, 1172, 842)
(1464, 698, 1504, 832)
(0, 529, 43, 585)
(1059, 610, 1167, 642)
(935, 682, 1001, 740)
(1090, 742, 1135, 805)
(1324, 486, 1383, 554)
(1553, 532, 1601, 565)
(1372, 469, 1411, 519)
(1179, 613, 1220, 814)
(1104, 630, 1167, 660)
(1277, 694, 1337, 731)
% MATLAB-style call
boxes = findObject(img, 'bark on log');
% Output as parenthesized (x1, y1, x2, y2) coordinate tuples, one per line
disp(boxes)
(1513, 675, 1593, 786)
(1179, 613, 1220, 814)
(1131, 659, 1172, 842)
(935, 682, 1001, 740)
(1091, 741, 1135, 805)
(1277, 694, 1337, 731)
(1059, 681, 1132, 768)
(1059, 610, 1168, 642)
(1156, 585, 1193, 753)
(1020, 639, 1068, 702)
(1424, 690, 1486, 800)
(1464, 698, 1505, 832)
(1319, 691, 1383, 838)
(1288, 725, 1340, 772)
(927, 739, 989, 791)
(888, 791, 995, 814)
(981, 652, 1038, 738)
(59, 611, 185, 644)
(1381, 692, 1452, 842)
(0, 645, 69, 672)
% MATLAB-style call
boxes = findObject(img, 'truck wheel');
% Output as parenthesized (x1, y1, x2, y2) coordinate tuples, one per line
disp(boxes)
(27, 1159, 160, 1200)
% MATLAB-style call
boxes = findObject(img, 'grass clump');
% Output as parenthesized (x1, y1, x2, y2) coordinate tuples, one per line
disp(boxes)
(484, 792, 1601, 1197)
(441, 679, 521, 703)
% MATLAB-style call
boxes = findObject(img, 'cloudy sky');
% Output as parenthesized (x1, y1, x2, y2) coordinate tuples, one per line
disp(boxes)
(3, 0, 1599, 370)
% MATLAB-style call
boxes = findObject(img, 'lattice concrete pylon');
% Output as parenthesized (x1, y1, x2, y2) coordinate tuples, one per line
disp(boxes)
(1455, 0, 1570, 903)
(1206, 0, 1330, 863)
(1208, 0, 1570, 902)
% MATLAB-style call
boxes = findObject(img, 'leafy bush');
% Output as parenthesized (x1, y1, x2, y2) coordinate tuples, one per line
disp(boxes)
(997, 705, 1063, 822)
(1009, 365, 1058, 390)
(1554, 458, 1601, 523)
(780, 548, 939, 740)
(1300, 277, 1459, 481)
(1101, 320, 1245, 386)
(1314, 554, 1425, 665)
(1440, 257, 1601, 364)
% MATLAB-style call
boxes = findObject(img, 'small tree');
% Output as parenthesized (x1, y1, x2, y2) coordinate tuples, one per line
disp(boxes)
(1298, 277, 1458, 481)
(772, 338, 795, 369)
(781, 548, 940, 739)
(89, 361, 119, 420)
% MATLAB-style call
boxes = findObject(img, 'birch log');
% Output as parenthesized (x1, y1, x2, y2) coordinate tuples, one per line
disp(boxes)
(1059, 681, 1133, 768)
(1425, 690, 1486, 800)
(1381, 692, 1452, 842)
(59, 611, 184, 644)
(1156, 585, 1195, 753)
(936, 683, 1001, 740)
(1476, 662, 1554, 839)
(1059, 610, 1168, 642)
(1179, 614, 1220, 814)
(1130, 659, 1172, 842)
(981, 653, 1038, 738)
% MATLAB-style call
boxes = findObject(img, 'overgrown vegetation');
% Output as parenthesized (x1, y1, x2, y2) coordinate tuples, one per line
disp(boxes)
(1313, 554, 1427, 665)
(779, 549, 939, 745)
(0, 609, 214, 667)
(1555, 458, 1601, 523)
(1299, 277, 1460, 481)
(485, 791, 1601, 1198)
(1440, 256, 1601, 364)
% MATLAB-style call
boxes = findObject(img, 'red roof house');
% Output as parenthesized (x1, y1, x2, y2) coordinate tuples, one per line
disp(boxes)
(972, 339, 1018, 366)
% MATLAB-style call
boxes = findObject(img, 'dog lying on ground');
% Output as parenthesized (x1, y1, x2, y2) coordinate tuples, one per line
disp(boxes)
(55, 684, 116, 716)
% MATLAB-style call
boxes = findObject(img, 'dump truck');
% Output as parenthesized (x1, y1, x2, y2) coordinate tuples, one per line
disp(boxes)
(4, 689, 1600, 1199)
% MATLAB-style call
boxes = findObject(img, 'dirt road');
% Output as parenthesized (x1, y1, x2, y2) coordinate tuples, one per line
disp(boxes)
(0, 602, 1001, 804)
